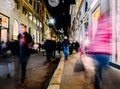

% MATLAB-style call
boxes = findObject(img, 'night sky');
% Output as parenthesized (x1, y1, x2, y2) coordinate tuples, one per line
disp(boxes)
(43, 0, 75, 35)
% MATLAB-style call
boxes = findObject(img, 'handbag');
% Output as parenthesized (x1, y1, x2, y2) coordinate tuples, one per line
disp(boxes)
(74, 56, 85, 72)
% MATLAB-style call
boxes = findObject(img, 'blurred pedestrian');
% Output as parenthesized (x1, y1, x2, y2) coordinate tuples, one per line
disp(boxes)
(44, 35, 52, 62)
(51, 36, 56, 59)
(40, 41, 46, 56)
(62, 36, 70, 60)
(56, 39, 62, 55)
(14, 23, 33, 88)
(80, 1, 112, 89)
(74, 41, 80, 52)
(69, 40, 73, 55)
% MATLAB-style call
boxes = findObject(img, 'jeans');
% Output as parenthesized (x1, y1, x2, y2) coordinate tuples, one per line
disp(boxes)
(14, 55, 29, 84)
(90, 53, 110, 89)
(63, 46, 69, 59)
(46, 50, 52, 62)
(20, 56, 29, 83)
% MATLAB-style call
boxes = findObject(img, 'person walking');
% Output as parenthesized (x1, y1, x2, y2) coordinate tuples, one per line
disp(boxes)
(62, 36, 70, 60)
(51, 36, 56, 59)
(56, 40, 62, 56)
(44, 35, 52, 63)
(80, 1, 112, 89)
(14, 23, 33, 88)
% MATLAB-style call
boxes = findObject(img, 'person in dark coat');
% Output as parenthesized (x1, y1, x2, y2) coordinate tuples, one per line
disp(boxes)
(69, 41, 73, 55)
(51, 36, 56, 59)
(14, 24, 33, 88)
(71, 40, 80, 53)
(44, 35, 52, 62)
(56, 40, 62, 55)
(75, 41, 80, 52)
(62, 36, 70, 60)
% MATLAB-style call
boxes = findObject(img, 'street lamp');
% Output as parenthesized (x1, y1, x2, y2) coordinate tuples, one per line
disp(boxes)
(49, 17, 55, 25)
(48, 0, 60, 7)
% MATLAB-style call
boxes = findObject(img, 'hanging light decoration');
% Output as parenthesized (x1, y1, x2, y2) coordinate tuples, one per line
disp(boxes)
(5, 0, 15, 9)
(48, 0, 59, 7)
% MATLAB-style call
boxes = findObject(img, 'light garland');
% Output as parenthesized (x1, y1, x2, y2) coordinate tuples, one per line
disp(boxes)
(48, 0, 59, 7)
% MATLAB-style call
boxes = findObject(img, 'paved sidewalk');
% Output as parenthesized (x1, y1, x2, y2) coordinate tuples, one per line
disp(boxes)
(59, 53, 120, 89)
(60, 53, 95, 89)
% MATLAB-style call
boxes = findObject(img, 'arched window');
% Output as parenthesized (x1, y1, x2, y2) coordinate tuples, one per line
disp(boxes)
(13, 20, 19, 40)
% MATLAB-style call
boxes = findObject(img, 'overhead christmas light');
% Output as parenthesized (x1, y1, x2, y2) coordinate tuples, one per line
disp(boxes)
(48, 0, 59, 7)
(49, 17, 55, 25)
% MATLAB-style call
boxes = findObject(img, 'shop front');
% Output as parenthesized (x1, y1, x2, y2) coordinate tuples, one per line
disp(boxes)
(0, 13, 9, 42)
(92, 7, 100, 40)
(111, 0, 120, 65)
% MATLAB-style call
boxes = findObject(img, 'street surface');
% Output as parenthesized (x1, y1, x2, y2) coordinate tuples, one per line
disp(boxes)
(0, 54, 59, 89)
(60, 53, 120, 89)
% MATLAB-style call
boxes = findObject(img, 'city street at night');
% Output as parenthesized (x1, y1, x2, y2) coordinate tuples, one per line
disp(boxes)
(0, 54, 59, 89)
(1, 0, 120, 89)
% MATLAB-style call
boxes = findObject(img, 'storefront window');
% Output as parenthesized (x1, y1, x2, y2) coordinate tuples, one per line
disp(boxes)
(112, 0, 120, 65)
(92, 7, 100, 40)
(33, 16, 36, 24)
(39, 21, 42, 28)
(0, 13, 9, 42)
(28, 12, 32, 21)
(0, 14, 8, 28)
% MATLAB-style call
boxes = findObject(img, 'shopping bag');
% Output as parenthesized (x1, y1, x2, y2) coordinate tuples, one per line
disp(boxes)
(80, 54, 96, 74)
(74, 57, 85, 72)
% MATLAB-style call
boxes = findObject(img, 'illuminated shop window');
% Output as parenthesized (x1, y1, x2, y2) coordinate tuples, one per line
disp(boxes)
(37, 19, 39, 26)
(0, 14, 8, 28)
(33, 16, 36, 24)
(39, 22, 42, 28)
(92, 7, 100, 39)
(28, 12, 32, 21)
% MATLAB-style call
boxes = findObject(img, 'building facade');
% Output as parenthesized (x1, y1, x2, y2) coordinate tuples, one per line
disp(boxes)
(70, 0, 120, 65)
(0, 0, 46, 43)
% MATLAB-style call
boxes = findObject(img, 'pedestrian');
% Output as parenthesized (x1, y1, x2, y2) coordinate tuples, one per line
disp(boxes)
(62, 36, 70, 60)
(74, 41, 79, 52)
(38, 42, 41, 52)
(14, 23, 33, 88)
(69, 40, 73, 55)
(80, 1, 112, 89)
(40, 41, 46, 56)
(56, 39, 62, 56)
(51, 36, 56, 59)
(44, 35, 52, 63)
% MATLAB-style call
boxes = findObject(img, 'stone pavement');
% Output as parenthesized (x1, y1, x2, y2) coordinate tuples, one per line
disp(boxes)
(60, 53, 95, 89)
(48, 53, 120, 89)
(0, 54, 59, 89)
(47, 53, 95, 89)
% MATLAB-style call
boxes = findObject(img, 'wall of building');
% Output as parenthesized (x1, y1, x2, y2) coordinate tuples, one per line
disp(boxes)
(72, 0, 120, 65)
(0, 0, 42, 42)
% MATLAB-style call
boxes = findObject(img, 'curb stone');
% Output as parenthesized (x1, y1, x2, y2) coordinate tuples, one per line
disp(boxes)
(47, 56, 64, 89)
